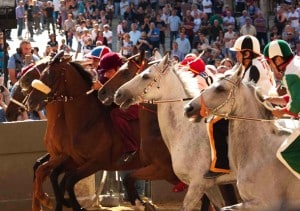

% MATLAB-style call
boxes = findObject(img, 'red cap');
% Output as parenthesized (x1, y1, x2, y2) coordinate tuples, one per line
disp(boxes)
(99, 52, 123, 73)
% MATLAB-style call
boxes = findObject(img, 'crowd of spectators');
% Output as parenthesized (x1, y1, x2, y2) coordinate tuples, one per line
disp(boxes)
(2, 0, 300, 123)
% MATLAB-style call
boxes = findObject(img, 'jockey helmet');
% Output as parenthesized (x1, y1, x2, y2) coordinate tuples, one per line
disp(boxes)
(85, 46, 111, 59)
(99, 52, 123, 73)
(263, 39, 293, 59)
(230, 35, 261, 55)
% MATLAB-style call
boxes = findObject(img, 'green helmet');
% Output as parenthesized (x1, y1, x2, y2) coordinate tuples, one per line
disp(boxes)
(263, 40, 293, 59)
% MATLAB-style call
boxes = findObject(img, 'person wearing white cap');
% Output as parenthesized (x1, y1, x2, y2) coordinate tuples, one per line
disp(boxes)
(204, 35, 276, 179)
(263, 39, 300, 179)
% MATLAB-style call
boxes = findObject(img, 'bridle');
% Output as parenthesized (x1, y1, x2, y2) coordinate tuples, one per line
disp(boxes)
(199, 77, 277, 122)
(200, 77, 238, 119)
(136, 62, 193, 104)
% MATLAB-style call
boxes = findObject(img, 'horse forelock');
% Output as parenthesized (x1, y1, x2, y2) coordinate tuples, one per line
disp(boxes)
(174, 65, 201, 98)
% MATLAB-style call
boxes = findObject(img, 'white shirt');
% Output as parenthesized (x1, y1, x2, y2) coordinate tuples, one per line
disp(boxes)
(129, 30, 141, 45)
(103, 30, 113, 44)
(202, 0, 212, 14)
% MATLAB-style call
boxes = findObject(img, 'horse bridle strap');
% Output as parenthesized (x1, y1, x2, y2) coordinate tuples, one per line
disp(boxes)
(199, 78, 277, 122)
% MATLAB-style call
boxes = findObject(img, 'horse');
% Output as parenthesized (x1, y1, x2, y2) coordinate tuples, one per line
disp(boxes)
(184, 64, 300, 210)
(5, 58, 50, 121)
(20, 51, 151, 211)
(114, 54, 237, 211)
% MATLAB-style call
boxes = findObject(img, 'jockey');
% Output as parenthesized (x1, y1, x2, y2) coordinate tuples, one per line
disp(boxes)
(204, 35, 276, 179)
(85, 45, 111, 88)
(99, 52, 139, 163)
(179, 54, 214, 89)
(263, 39, 300, 179)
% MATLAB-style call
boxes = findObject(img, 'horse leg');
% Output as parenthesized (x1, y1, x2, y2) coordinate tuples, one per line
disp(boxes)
(32, 153, 51, 211)
(50, 158, 76, 211)
(218, 184, 239, 205)
(65, 162, 100, 211)
(33, 155, 67, 210)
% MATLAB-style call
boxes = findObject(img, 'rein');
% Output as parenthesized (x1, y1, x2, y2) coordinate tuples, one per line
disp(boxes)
(200, 77, 277, 122)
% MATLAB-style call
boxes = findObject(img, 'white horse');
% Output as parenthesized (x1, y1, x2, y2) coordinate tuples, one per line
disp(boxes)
(114, 54, 236, 210)
(184, 64, 300, 210)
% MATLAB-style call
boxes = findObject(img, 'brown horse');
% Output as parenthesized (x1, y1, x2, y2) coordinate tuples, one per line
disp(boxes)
(5, 59, 49, 121)
(19, 51, 152, 211)
(98, 53, 238, 210)
(98, 53, 194, 206)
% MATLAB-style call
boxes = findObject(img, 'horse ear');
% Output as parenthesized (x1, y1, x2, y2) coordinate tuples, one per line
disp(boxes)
(154, 50, 162, 60)
(50, 50, 64, 65)
(232, 63, 244, 81)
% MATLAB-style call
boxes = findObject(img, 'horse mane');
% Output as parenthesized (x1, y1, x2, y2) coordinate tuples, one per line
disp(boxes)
(245, 83, 274, 120)
(173, 64, 202, 98)
(69, 61, 93, 88)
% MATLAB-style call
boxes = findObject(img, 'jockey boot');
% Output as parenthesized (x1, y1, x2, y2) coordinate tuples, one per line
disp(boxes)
(203, 170, 225, 179)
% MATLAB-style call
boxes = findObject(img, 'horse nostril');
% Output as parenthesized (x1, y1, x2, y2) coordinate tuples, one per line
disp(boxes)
(184, 104, 194, 115)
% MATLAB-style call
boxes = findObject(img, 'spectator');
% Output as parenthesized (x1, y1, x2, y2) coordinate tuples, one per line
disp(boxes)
(25, 1, 35, 41)
(44, 1, 56, 35)
(223, 10, 235, 31)
(274, 6, 287, 35)
(140, 16, 151, 34)
(155, 14, 167, 54)
(47, 33, 59, 53)
(105, 0, 114, 25)
(238, 10, 250, 29)
(129, 23, 141, 46)
(63, 14, 76, 49)
(270, 25, 282, 41)
(235, 0, 246, 14)
(32, 0, 41, 34)
(0, 34, 10, 75)
(95, 30, 108, 47)
(224, 25, 236, 59)
(170, 41, 184, 61)
(59, 39, 71, 54)
(32, 47, 42, 59)
(209, 19, 223, 43)
(287, 6, 299, 30)
(202, 0, 213, 18)
(182, 15, 195, 46)
(7, 40, 39, 86)
(16, 1, 25, 39)
(168, 9, 181, 50)
(175, 31, 191, 57)
(253, 11, 268, 48)
(147, 22, 160, 51)
(193, 31, 209, 49)
(213, 0, 224, 14)
(120, 33, 133, 58)
(240, 17, 256, 36)
(136, 31, 152, 58)
(103, 24, 113, 49)
(120, 0, 129, 19)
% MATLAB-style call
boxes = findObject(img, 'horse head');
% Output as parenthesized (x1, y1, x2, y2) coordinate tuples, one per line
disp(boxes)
(184, 64, 244, 121)
(98, 51, 148, 105)
(114, 54, 172, 109)
(27, 51, 93, 111)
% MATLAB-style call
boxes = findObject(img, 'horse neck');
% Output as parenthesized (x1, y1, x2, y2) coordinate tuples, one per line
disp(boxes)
(227, 87, 281, 168)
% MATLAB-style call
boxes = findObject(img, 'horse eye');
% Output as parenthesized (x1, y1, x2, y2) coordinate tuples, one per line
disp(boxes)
(142, 73, 150, 80)
(215, 85, 225, 92)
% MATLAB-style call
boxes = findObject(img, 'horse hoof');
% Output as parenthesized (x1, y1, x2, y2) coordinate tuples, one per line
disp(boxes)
(40, 193, 54, 209)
